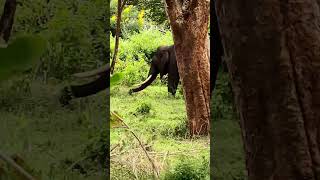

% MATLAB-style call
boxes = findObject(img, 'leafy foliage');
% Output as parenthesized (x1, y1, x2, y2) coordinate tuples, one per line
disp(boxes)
(163, 156, 209, 180)
(135, 0, 168, 25)
(0, 35, 46, 81)
(135, 102, 151, 115)
(8, 0, 110, 80)
(111, 29, 173, 85)
(211, 71, 235, 121)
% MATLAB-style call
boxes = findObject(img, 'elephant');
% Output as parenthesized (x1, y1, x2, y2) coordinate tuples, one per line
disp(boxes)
(59, 64, 109, 106)
(129, 45, 180, 96)
(58, 4, 224, 103)
(129, 39, 219, 97)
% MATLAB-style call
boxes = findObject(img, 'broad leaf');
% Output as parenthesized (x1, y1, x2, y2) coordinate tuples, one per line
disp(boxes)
(0, 35, 47, 81)
(110, 72, 123, 86)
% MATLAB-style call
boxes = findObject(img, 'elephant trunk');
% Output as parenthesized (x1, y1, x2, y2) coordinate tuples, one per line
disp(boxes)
(70, 73, 109, 98)
(130, 74, 157, 93)
(72, 64, 110, 78)
(59, 64, 110, 106)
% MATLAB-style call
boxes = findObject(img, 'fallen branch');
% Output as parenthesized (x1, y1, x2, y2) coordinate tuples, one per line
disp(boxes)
(111, 112, 160, 178)
(0, 151, 36, 180)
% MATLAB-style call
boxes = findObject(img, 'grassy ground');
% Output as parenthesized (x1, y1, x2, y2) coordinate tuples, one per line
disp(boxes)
(0, 79, 108, 179)
(211, 72, 247, 180)
(0, 71, 246, 180)
(110, 85, 210, 179)
(212, 119, 246, 179)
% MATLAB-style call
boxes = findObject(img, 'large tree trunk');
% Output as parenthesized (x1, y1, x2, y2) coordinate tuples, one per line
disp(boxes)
(216, 0, 320, 179)
(164, 0, 210, 135)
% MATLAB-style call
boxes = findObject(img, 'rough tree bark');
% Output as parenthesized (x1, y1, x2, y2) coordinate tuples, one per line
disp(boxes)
(216, 0, 320, 179)
(164, 0, 210, 135)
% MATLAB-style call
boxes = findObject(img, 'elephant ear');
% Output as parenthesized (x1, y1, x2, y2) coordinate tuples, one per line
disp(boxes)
(158, 49, 169, 78)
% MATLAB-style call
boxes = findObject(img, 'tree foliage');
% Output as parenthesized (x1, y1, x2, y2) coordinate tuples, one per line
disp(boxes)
(1, 0, 110, 80)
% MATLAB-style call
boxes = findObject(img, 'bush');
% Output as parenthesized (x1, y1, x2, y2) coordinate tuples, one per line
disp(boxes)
(162, 156, 209, 180)
(211, 71, 235, 121)
(115, 60, 150, 86)
(111, 29, 173, 62)
(136, 0, 169, 26)
(136, 102, 152, 115)
(111, 29, 173, 86)
(8, 0, 109, 80)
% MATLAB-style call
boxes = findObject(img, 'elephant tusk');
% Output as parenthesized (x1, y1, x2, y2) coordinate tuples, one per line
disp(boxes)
(72, 64, 110, 78)
(130, 74, 157, 93)
(140, 75, 154, 84)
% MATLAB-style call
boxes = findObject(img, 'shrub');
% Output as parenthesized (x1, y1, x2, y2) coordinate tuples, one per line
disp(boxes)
(162, 156, 209, 180)
(211, 71, 235, 121)
(10, 0, 109, 80)
(111, 29, 173, 62)
(111, 29, 173, 86)
(136, 102, 152, 115)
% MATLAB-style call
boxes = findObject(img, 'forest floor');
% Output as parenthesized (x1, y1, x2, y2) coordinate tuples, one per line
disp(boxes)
(212, 117, 246, 179)
(0, 80, 108, 180)
(110, 85, 210, 179)
(211, 71, 247, 180)
(0, 72, 246, 180)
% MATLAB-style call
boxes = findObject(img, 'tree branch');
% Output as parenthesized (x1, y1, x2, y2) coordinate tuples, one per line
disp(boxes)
(0, 151, 36, 180)
(0, 0, 17, 43)
(120, 0, 127, 11)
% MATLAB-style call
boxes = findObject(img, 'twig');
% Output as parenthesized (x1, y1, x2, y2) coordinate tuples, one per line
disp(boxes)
(111, 143, 120, 152)
(0, 151, 36, 180)
(111, 112, 160, 178)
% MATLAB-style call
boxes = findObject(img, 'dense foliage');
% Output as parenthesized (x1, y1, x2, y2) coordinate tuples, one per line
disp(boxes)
(110, 0, 173, 86)
(6, 0, 109, 80)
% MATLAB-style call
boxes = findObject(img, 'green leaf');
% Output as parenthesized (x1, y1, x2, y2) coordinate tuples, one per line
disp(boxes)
(110, 72, 124, 86)
(0, 35, 47, 81)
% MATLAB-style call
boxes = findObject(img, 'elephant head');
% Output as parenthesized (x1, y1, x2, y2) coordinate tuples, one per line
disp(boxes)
(129, 45, 180, 95)
(59, 64, 110, 105)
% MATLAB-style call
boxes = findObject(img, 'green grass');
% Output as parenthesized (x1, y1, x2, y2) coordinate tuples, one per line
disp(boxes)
(0, 80, 108, 179)
(0, 71, 246, 180)
(211, 71, 247, 180)
(110, 85, 210, 179)
(212, 119, 246, 179)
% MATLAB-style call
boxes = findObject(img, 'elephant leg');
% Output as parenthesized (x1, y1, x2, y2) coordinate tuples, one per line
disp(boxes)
(168, 71, 179, 96)
(167, 47, 179, 96)
(168, 82, 178, 96)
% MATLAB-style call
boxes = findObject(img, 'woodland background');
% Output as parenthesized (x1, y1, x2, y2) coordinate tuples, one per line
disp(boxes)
(0, 0, 245, 179)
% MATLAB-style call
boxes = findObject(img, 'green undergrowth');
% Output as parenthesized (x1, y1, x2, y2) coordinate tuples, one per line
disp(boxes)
(110, 85, 210, 179)
(0, 80, 108, 179)
(211, 71, 247, 180)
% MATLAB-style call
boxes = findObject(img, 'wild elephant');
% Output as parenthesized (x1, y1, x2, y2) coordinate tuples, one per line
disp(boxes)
(128, 41, 216, 96)
(130, 4, 224, 97)
(129, 45, 180, 96)
(59, 64, 109, 105)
